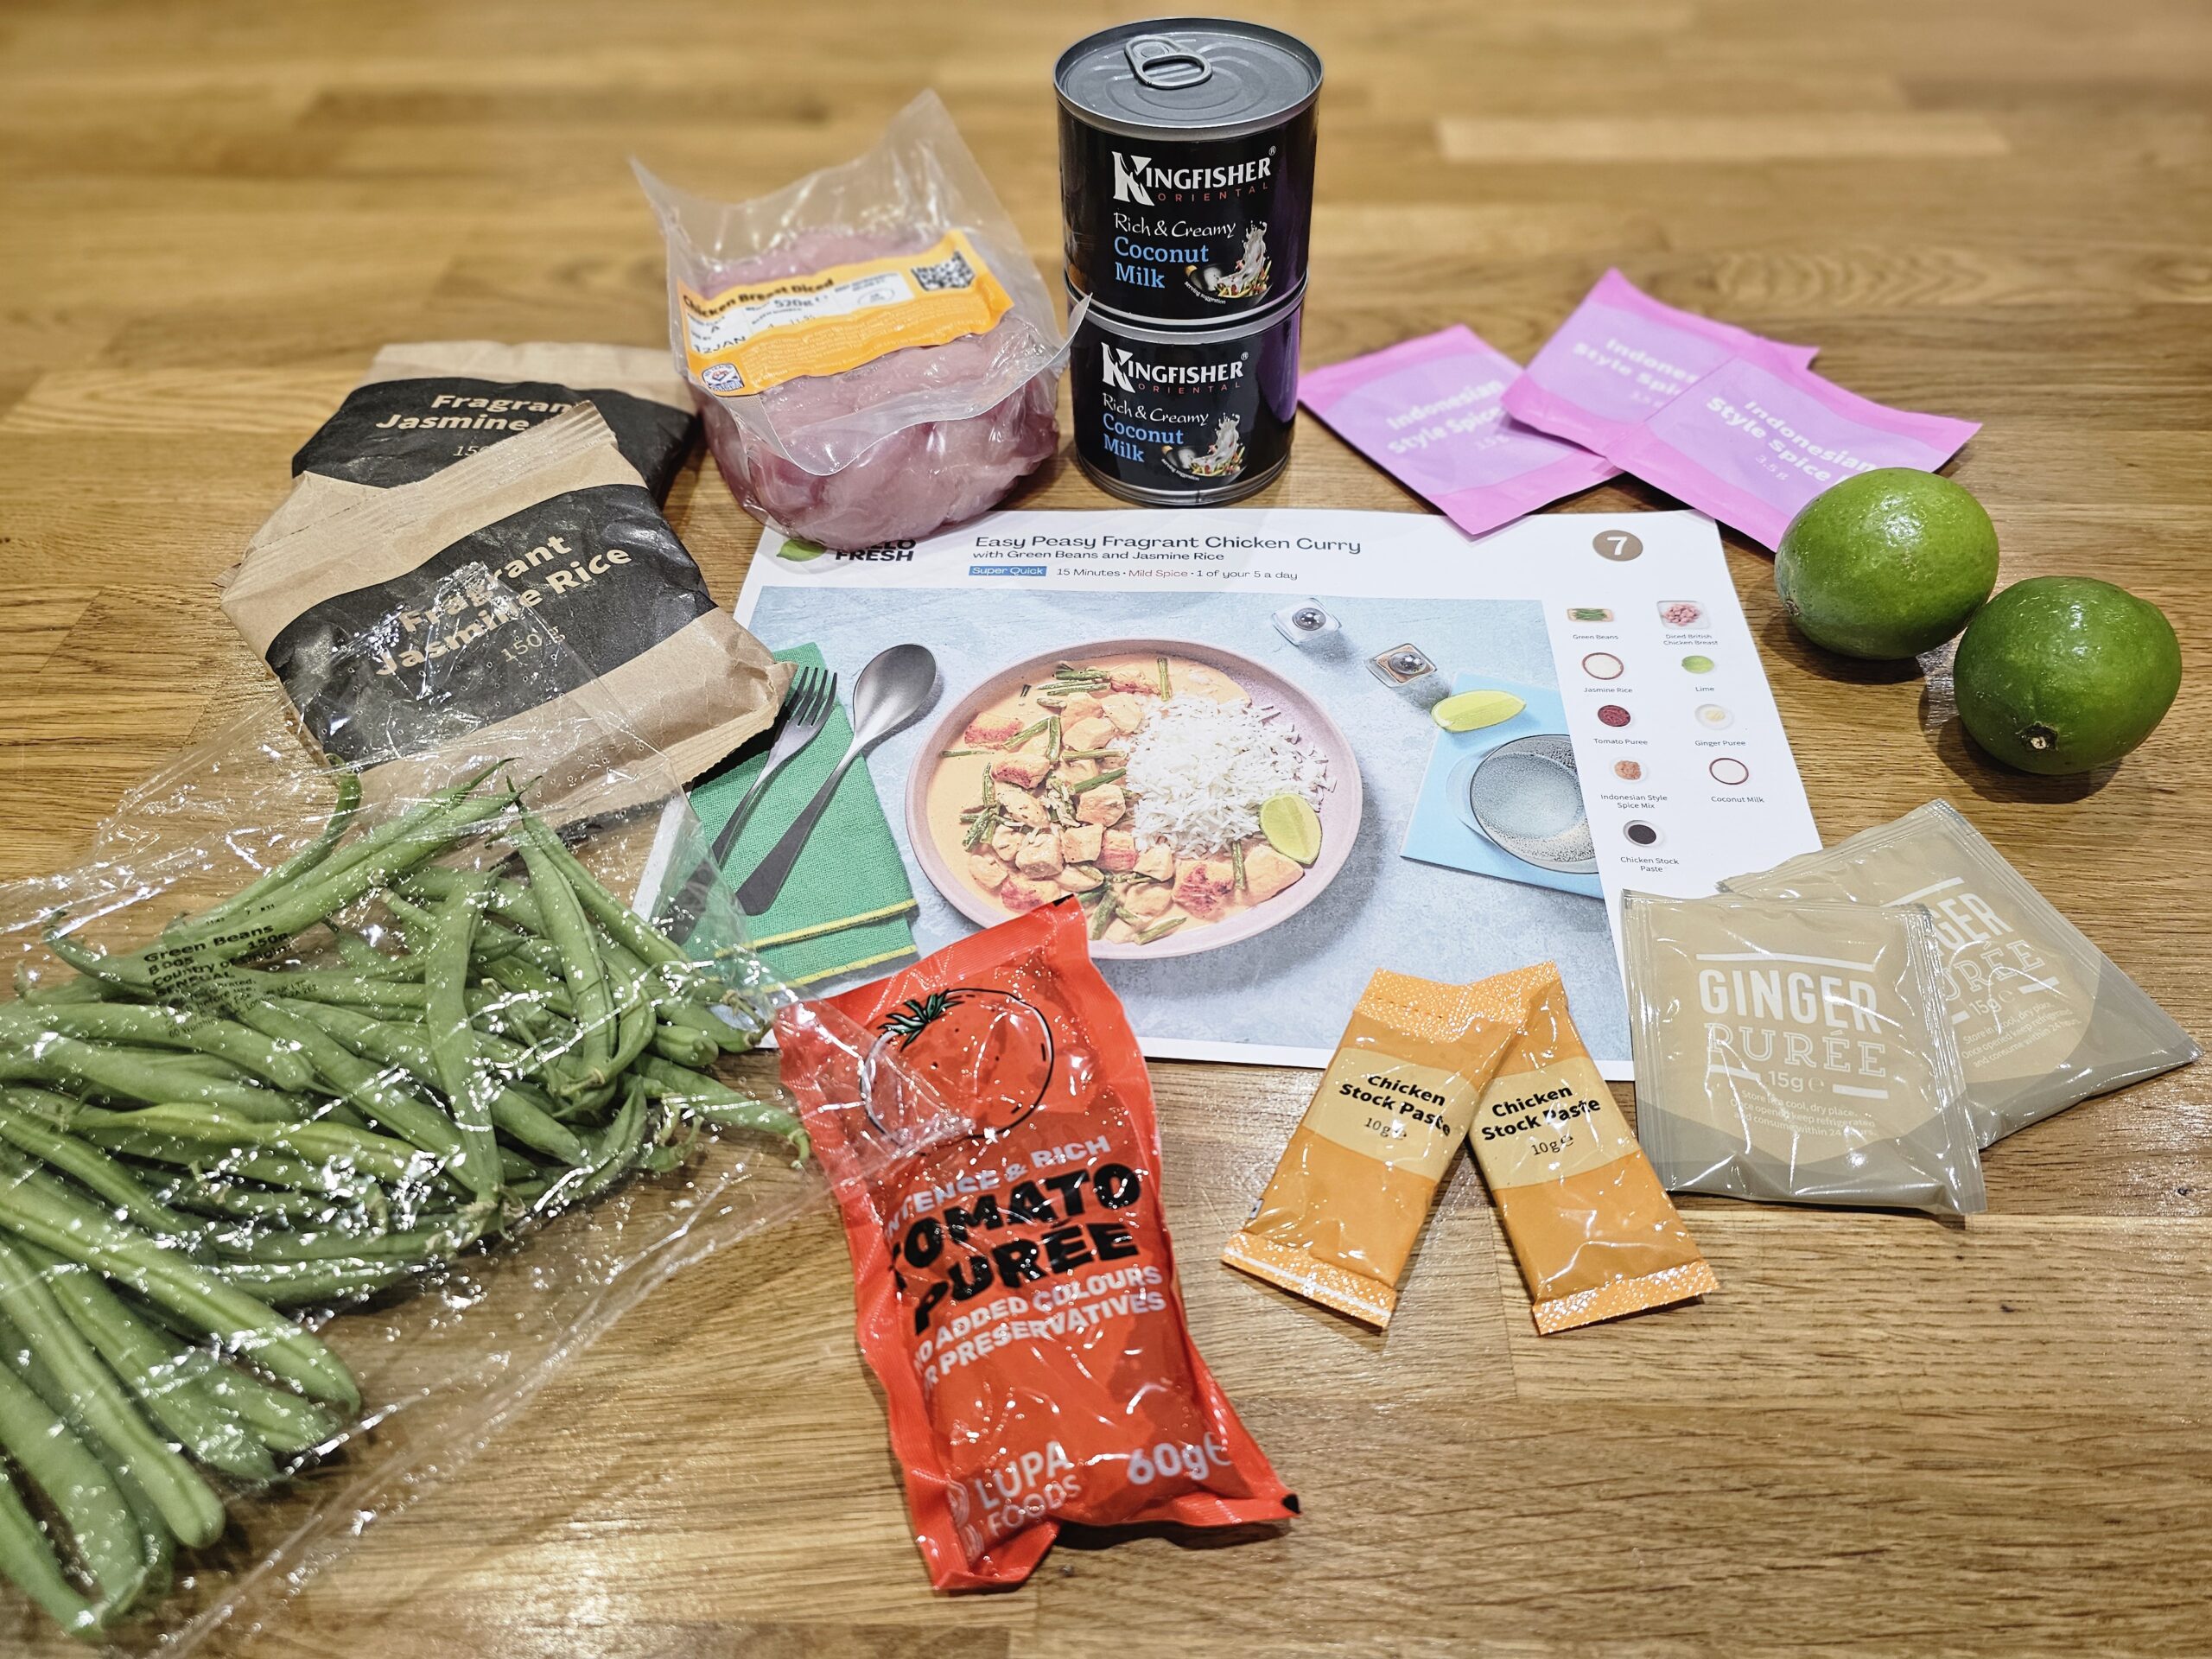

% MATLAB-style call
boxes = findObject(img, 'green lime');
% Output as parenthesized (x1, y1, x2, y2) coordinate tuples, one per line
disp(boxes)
(1681, 654, 1714, 674)
(778, 537, 828, 562)
(1953, 577, 2180, 774)
(1775, 469, 1999, 659)
(1259, 793, 1323, 866)
(1432, 689, 1526, 733)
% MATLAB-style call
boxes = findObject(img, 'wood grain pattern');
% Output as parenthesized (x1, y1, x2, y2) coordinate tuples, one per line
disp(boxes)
(2, 0, 2209, 1653)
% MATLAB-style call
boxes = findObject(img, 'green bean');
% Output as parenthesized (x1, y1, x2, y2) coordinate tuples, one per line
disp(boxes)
(214, 1258, 423, 1307)
(190, 766, 363, 931)
(0, 1145, 359, 1410)
(597, 931, 730, 1046)
(104, 1457, 175, 1615)
(149, 1174, 354, 1227)
(288, 1001, 593, 1168)
(0, 1467, 100, 1636)
(103, 1105, 442, 1190)
(0, 1302, 175, 1617)
(50, 773, 513, 995)
(402, 861, 544, 935)
(0, 1033, 299, 1122)
(0, 1003, 313, 1092)
(422, 882, 502, 1199)
(512, 808, 683, 968)
(650, 1021, 718, 1069)
(227, 1000, 467, 1173)
(13, 961, 106, 1005)
(331, 930, 411, 976)
(473, 951, 574, 1018)
(226, 1210, 486, 1267)
(192, 1358, 337, 1455)
(118, 1300, 340, 1455)
(0, 1091, 202, 1244)
(174, 767, 505, 951)
(23, 1243, 273, 1484)
(517, 836, 614, 1082)
(636, 1057, 807, 1150)
(214, 966, 429, 1013)
(0, 1359, 144, 1627)
(0, 1237, 224, 1547)
(85, 1132, 384, 1211)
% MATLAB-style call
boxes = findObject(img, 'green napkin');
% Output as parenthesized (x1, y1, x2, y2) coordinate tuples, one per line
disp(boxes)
(683, 644, 916, 988)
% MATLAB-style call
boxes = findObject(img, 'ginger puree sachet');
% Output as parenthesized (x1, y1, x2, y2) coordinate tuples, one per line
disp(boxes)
(1224, 965, 1548, 1327)
(1469, 968, 1716, 1334)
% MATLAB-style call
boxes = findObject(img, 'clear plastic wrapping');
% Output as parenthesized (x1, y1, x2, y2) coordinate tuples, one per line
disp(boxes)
(1722, 801, 2201, 1147)
(1623, 889, 1986, 1216)
(635, 92, 1072, 550)
(0, 571, 875, 1650)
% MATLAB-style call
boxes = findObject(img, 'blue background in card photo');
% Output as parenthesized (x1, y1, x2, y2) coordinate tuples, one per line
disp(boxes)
(1402, 671, 1604, 900)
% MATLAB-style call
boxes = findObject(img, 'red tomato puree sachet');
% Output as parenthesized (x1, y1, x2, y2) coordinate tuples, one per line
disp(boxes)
(776, 900, 1296, 1589)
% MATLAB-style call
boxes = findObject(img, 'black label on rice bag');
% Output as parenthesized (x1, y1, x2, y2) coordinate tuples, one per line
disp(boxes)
(264, 483, 715, 766)
(290, 378, 697, 500)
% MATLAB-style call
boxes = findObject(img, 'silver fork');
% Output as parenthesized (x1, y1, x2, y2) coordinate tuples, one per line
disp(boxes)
(659, 665, 837, 937)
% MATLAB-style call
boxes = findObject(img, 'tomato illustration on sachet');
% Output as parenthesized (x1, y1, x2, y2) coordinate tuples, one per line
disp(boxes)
(778, 900, 1296, 1591)
(865, 988, 1054, 1141)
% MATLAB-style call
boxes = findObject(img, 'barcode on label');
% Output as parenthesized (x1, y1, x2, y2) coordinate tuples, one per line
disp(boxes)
(910, 250, 976, 292)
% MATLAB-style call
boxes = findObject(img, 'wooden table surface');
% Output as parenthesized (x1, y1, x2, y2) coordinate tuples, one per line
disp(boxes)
(4, 0, 2209, 1653)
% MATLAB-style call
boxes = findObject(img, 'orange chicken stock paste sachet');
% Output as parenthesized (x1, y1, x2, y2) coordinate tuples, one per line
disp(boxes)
(777, 902, 1295, 1590)
(1224, 963, 1713, 1333)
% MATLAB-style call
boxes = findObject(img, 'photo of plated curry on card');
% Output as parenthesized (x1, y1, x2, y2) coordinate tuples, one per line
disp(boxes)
(908, 638, 1362, 957)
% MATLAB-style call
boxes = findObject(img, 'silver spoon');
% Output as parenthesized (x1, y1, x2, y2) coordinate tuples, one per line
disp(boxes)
(734, 644, 938, 915)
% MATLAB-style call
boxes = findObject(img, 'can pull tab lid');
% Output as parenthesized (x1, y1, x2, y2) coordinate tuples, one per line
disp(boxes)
(1125, 35, 1213, 91)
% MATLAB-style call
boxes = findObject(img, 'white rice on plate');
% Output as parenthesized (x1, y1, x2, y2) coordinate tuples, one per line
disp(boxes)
(1122, 695, 1331, 856)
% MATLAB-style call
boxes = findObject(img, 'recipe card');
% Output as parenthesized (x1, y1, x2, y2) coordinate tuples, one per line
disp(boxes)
(650, 507, 1819, 1077)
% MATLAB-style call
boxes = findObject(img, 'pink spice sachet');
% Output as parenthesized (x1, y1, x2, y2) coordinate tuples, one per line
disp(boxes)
(1499, 268, 1821, 455)
(1600, 343, 1982, 550)
(1299, 326, 1618, 540)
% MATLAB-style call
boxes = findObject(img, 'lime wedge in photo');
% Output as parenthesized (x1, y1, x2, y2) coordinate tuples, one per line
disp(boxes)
(1260, 794, 1323, 867)
(1432, 689, 1526, 732)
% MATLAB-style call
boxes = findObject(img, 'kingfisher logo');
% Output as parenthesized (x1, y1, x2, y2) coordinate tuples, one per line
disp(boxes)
(1111, 151, 1155, 206)
(1100, 344, 1246, 392)
(1110, 150, 1273, 205)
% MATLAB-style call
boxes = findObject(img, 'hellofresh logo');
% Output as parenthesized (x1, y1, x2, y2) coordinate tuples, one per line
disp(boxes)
(1111, 151, 1155, 205)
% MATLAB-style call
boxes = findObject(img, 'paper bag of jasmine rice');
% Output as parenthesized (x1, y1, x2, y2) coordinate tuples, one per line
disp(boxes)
(221, 402, 786, 815)
(1724, 801, 2199, 1147)
(251, 341, 697, 550)
(1623, 889, 1985, 1216)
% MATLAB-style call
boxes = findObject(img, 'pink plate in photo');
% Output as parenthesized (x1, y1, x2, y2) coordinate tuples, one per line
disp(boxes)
(906, 637, 1363, 960)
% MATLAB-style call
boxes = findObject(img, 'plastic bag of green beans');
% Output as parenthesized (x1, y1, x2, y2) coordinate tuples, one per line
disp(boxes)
(0, 565, 899, 1650)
